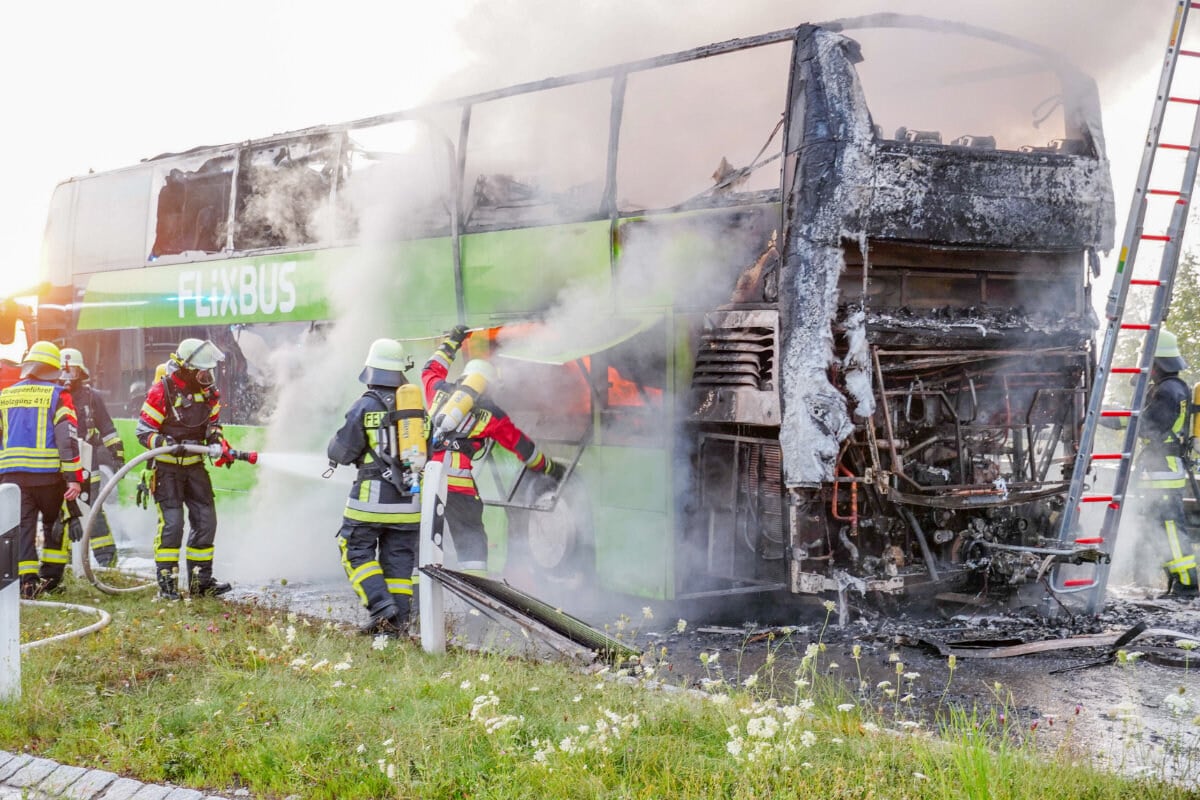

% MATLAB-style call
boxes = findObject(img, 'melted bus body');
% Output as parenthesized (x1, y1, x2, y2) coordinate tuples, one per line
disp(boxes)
(34, 15, 1114, 610)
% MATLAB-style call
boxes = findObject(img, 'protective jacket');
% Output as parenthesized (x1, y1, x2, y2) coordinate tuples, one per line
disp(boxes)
(1137, 374, 1190, 490)
(327, 389, 421, 526)
(0, 379, 83, 482)
(421, 338, 551, 496)
(70, 382, 125, 465)
(135, 371, 223, 466)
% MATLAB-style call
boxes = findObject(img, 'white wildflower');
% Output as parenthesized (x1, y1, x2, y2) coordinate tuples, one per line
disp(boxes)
(836, 703, 855, 712)
(800, 730, 817, 747)
(1164, 693, 1193, 716)
(743, 675, 759, 688)
(371, 635, 389, 651)
(746, 716, 780, 739)
(676, 619, 688, 633)
(642, 606, 654, 619)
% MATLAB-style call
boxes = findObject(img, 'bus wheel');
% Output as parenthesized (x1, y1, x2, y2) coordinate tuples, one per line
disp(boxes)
(506, 483, 595, 597)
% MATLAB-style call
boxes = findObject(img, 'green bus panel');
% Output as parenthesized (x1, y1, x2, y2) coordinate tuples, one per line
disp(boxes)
(586, 446, 673, 598)
(594, 506, 672, 600)
(460, 222, 612, 319)
(77, 239, 458, 332)
(586, 446, 669, 513)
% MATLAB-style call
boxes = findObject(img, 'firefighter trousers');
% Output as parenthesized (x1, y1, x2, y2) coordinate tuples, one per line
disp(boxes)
(444, 491, 488, 574)
(152, 462, 218, 586)
(337, 521, 418, 623)
(1, 478, 67, 593)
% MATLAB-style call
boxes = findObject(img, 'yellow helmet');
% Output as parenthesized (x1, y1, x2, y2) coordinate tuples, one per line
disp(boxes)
(359, 338, 411, 387)
(20, 340, 62, 380)
(60, 347, 88, 381)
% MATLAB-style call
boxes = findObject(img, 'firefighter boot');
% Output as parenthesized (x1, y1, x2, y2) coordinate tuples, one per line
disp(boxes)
(93, 546, 117, 568)
(157, 568, 181, 601)
(360, 610, 403, 638)
(1165, 568, 1200, 597)
(190, 577, 232, 597)
(37, 572, 63, 595)
(19, 575, 43, 600)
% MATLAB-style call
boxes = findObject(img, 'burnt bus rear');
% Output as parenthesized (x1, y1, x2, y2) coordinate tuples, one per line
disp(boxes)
(683, 22, 1115, 607)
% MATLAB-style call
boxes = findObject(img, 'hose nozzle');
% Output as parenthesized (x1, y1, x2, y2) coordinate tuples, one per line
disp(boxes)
(208, 441, 258, 467)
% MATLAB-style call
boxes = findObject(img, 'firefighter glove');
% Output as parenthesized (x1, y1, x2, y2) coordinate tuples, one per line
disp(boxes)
(135, 472, 151, 509)
(213, 439, 236, 468)
(108, 444, 126, 469)
(67, 518, 84, 543)
(546, 458, 568, 483)
(448, 324, 470, 347)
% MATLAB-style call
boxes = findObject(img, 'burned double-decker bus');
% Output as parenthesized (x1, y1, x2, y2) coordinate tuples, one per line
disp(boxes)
(686, 17, 1114, 610)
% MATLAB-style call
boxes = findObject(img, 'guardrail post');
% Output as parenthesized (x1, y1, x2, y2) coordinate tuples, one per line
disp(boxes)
(418, 461, 447, 654)
(1, 483, 21, 700)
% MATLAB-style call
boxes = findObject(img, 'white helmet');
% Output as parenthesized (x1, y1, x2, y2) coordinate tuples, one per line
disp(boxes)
(462, 359, 499, 387)
(60, 347, 89, 382)
(359, 338, 411, 388)
(172, 338, 224, 387)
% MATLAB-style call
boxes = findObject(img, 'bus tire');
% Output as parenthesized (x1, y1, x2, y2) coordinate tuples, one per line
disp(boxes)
(505, 480, 595, 595)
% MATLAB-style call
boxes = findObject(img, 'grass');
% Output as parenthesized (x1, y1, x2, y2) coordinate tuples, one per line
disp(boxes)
(4, 580, 1197, 800)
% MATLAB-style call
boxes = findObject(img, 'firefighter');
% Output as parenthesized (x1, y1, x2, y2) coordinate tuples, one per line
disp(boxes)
(327, 339, 422, 636)
(1132, 329, 1199, 595)
(422, 325, 566, 576)
(135, 338, 233, 600)
(0, 341, 83, 599)
(49, 347, 125, 567)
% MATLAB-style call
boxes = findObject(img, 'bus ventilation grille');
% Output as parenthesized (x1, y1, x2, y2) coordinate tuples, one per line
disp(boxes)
(691, 326, 775, 391)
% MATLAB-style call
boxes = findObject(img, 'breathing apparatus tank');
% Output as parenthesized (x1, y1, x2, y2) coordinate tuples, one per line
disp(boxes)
(1192, 382, 1200, 450)
(394, 383, 427, 478)
(431, 360, 496, 445)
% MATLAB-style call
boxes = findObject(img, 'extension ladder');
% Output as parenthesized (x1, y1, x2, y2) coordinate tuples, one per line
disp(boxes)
(1053, 0, 1200, 613)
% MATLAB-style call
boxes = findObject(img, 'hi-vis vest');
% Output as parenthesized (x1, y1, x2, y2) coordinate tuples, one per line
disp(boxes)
(0, 380, 73, 475)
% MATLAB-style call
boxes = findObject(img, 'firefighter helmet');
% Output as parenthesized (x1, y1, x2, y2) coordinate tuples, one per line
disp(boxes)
(171, 338, 224, 388)
(462, 359, 499, 388)
(359, 338, 411, 388)
(60, 347, 89, 381)
(20, 340, 62, 380)
(1155, 328, 1188, 374)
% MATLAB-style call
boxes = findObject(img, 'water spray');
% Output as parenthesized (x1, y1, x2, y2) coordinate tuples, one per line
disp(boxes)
(80, 443, 258, 595)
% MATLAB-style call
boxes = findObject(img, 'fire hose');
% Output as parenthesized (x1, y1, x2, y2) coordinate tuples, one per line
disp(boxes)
(79, 443, 257, 595)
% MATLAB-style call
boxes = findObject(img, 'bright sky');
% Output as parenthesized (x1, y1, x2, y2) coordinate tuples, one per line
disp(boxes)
(0, 0, 1175, 300)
